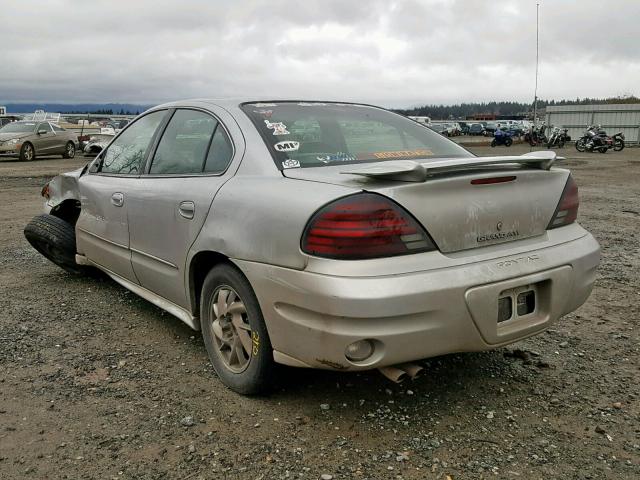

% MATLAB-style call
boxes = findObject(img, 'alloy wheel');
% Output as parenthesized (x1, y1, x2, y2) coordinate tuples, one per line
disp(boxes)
(209, 286, 252, 373)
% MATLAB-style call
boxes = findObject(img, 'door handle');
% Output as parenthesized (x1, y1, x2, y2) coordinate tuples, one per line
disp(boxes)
(178, 201, 195, 219)
(111, 192, 124, 207)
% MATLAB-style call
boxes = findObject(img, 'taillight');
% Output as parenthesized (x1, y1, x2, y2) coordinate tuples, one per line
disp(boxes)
(547, 175, 579, 229)
(301, 193, 436, 259)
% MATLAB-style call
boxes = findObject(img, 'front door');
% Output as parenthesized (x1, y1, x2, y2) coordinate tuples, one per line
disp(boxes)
(76, 110, 168, 281)
(127, 108, 237, 308)
(35, 122, 57, 154)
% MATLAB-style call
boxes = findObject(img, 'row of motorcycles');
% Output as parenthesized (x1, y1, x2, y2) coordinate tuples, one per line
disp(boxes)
(522, 124, 625, 153)
(575, 125, 625, 153)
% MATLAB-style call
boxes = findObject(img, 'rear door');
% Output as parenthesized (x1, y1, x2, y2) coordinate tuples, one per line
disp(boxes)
(76, 110, 168, 281)
(127, 107, 237, 308)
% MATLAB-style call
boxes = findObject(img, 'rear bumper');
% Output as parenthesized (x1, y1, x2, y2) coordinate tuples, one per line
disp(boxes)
(235, 228, 600, 370)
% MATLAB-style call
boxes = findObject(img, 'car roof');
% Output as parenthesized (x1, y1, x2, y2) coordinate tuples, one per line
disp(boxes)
(152, 98, 382, 111)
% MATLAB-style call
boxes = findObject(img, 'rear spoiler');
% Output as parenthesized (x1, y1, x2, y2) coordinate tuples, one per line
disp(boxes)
(341, 151, 561, 182)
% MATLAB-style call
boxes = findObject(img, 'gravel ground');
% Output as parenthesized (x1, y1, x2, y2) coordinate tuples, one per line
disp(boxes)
(0, 145, 639, 479)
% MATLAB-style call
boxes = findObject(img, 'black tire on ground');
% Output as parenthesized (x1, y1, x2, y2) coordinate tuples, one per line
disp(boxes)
(575, 139, 586, 152)
(613, 139, 624, 152)
(490, 139, 496, 147)
(63, 141, 76, 159)
(558, 139, 565, 148)
(200, 263, 275, 395)
(19, 142, 35, 161)
(505, 137, 513, 147)
(23, 214, 83, 274)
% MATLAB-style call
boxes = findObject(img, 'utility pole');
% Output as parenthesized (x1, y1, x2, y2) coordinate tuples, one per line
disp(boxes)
(533, 3, 540, 127)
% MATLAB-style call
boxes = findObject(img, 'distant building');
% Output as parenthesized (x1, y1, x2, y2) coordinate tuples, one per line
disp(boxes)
(545, 104, 640, 144)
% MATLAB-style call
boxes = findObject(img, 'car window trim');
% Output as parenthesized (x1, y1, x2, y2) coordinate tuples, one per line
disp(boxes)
(142, 106, 236, 178)
(89, 109, 169, 177)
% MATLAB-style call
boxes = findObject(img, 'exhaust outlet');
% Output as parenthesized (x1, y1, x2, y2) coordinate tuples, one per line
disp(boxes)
(378, 366, 408, 383)
(397, 362, 424, 380)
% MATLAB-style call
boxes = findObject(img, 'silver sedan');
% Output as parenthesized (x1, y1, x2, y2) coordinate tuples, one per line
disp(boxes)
(25, 99, 600, 394)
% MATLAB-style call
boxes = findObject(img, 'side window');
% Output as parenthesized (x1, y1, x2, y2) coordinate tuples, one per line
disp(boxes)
(100, 110, 165, 175)
(52, 124, 63, 132)
(150, 109, 217, 174)
(204, 126, 233, 174)
(38, 123, 53, 133)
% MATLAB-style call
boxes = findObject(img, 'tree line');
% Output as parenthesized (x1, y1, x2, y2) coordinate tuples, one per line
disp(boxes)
(395, 95, 640, 119)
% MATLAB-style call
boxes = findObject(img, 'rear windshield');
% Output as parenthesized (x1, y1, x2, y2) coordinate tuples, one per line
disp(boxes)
(241, 102, 472, 169)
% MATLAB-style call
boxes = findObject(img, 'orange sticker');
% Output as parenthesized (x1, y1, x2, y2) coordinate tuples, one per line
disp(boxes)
(372, 149, 433, 159)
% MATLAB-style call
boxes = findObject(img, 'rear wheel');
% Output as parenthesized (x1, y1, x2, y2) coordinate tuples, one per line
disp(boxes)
(62, 141, 75, 159)
(200, 264, 275, 395)
(23, 214, 84, 274)
(490, 139, 496, 147)
(19, 142, 35, 161)
(504, 137, 513, 147)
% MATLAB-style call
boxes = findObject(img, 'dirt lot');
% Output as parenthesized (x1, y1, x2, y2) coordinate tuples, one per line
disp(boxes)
(1, 145, 639, 480)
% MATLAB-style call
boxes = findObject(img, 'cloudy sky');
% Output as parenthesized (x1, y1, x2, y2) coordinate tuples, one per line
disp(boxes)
(2, 0, 639, 108)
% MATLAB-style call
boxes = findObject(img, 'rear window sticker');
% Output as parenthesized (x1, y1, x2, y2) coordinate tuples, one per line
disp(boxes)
(274, 140, 300, 152)
(282, 159, 301, 169)
(264, 120, 290, 135)
(372, 149, 434, 159)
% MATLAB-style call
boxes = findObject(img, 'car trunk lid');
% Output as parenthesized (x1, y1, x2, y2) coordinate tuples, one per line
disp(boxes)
(282, 152, 568, 253)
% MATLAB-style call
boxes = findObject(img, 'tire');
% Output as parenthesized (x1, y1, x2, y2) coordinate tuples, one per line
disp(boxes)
(613, 139, 624, 151)
(63, 141, 76, 159)
(558, 139, 565, 149)
(490, 139, 496, 147)
(19, 142, 35, 161)
(23, 214, 83, 274)
(200, 263, 275, 395)
(504, 137, 513, 147)
(575, 139, 586, 152)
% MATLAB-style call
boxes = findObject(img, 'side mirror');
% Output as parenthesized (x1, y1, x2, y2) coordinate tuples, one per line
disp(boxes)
(38, 129, 47, 135)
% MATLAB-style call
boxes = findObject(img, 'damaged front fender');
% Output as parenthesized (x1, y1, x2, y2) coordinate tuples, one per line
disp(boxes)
(44, 166, 84, 213)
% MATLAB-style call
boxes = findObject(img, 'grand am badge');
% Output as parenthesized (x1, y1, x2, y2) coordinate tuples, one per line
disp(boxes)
(264, 120, 290, 135)
(274, 140, 299, 152)
(281, 159, 300, 169)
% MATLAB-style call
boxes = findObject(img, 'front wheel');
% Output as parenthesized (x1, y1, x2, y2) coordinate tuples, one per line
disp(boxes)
(19, 142, 35, 161)
(558, 139, 565, 148)
(63, 141, 76, 159)
(24, 214, 84, 274)
(613, 139, 624, 151)
(575, 139, 586, 152)
(200, 264, 275, 395)
(504, 137, 513, 147)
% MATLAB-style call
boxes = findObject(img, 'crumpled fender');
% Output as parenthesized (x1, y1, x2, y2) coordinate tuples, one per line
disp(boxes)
(45, 167, 84, 211)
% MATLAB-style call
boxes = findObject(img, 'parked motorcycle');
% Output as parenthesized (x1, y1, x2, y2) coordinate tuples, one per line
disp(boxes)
(575, 125, 625, 153)
(525, 124, 547, 146)
(491, 128, 513, 147)
(546, 126, 570, 149)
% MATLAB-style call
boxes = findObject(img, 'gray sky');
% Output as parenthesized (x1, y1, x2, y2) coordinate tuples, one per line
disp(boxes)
(2, 0, 639, 108)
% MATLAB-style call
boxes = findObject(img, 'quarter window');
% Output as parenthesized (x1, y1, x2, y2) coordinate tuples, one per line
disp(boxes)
(150, 109, 218, 174)
(204, 127, 233, 174)
(100, 110, 165, 175)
